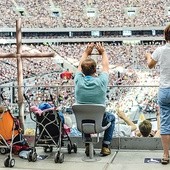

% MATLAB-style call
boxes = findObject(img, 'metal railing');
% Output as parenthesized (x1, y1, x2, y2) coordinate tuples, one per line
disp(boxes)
(0, 84, 159, 122)
(0, 84, 162, 149)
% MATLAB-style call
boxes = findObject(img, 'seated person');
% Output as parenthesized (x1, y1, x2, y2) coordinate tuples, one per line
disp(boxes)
(135, 120, 160, 137)
(113, 107, 137, 137)
(74, 42, 115, 156)
(137, 120, 152, 137)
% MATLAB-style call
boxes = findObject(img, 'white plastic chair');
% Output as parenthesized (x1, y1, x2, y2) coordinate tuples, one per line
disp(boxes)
(72, 103, 111, 161)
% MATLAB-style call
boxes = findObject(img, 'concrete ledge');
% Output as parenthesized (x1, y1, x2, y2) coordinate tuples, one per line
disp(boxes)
(24, 135, 163, 150)
(69, 137, 163, 150)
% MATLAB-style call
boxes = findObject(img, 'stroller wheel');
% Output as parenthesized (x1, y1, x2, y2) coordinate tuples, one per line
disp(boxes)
(0, 148, 8, 155)
(67, 144, 72, 154)
(27, 151, 37, 162)
(58, 152, 64, 163)
(4, 156, 9, 167)
(54, 152, 64, 163)
(73, 143, 77, 153)
(31, 152, 37, 162)
(9, 158, 15, 167)
(4, 156, 11, 167)
(27, 151, 32, 162)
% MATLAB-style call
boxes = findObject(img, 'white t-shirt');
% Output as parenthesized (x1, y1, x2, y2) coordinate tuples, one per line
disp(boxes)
(152, 43, 170, 88)
(112, 123, 132, 137)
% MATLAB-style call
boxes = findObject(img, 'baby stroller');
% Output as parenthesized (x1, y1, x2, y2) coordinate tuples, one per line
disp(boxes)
(24, 94, 77, 163)
(0, 107, 29, 168)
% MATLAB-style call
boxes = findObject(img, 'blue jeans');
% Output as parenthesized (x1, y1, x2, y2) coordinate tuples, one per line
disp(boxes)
(102, 112, 115, 145)
(85, 112, 115, 145)
(158, 88, 170, 135)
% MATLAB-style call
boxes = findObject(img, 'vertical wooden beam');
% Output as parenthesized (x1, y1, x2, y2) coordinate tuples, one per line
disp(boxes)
(16, 18, 24, 131)
(0, 19, 55, 132)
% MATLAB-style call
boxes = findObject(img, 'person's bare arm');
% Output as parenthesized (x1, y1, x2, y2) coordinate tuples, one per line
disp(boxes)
(95, 42, 109, 73)
(116, 108, 137, 132)
(77, 43, 95, 72)
(154, 129, 160, 137)
(145, 53, 157, 69)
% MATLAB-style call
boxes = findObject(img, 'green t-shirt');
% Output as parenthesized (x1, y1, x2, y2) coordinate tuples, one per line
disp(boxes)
(74, 72, 109, 104)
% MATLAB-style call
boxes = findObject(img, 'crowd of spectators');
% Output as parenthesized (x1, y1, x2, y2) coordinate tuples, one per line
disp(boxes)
(0, 44, 62, 83)
(0, 42, 160, 127)
(1, 0, 165, 136)
(0, 42, 161, 85)
(0, 0, 170, 28)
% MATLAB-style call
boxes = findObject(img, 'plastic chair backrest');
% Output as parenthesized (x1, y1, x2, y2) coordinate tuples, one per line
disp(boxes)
(72, 104, 110, 134)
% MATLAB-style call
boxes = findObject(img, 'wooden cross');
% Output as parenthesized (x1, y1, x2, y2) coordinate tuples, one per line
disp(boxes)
(0, 18, 55, 131)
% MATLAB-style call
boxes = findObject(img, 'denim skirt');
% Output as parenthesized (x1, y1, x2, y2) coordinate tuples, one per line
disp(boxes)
(158, 88, 170, 134)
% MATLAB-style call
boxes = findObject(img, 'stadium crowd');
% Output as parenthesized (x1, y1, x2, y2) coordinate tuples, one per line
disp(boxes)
(0, 0, 169, 28)
(0, 0, 166, 138)
(0, 42, 161, 85)
(0, 42, 160, 138)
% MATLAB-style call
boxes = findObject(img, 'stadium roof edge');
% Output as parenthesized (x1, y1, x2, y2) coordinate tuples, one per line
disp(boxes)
(0, 26, 166, 32)
(0, 36, 164, 44)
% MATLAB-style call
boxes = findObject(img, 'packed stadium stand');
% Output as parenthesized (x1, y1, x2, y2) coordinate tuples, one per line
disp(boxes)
(0, 0, 170, 28)
(0, 0, 169, 169)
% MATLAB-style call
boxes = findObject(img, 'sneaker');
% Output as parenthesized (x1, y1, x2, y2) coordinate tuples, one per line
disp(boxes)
(100, 147, 111, 156)
(85, 145, 95, 157)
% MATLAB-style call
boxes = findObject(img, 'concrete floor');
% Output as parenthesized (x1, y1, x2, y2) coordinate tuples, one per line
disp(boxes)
(0, 105, 165, 170)
(0, 147, 169, 170)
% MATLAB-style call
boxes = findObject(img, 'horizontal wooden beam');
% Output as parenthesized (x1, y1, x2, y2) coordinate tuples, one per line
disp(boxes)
(0, 52, 55, 58)
(21, 52, 55, 58)
(0, 53, 16, 58)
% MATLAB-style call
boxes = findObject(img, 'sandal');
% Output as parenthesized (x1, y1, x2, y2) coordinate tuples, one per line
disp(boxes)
(161, 158, 169, 165)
